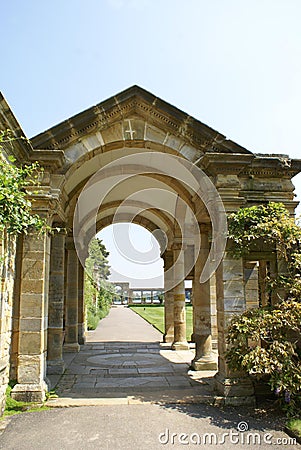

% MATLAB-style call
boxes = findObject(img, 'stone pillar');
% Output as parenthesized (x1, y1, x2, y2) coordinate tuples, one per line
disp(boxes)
(78, 262, 86, 345)
(214, 253, 255, 405)
(258, 260, 269, 307)
(11, 231, 50, 402)
(191, 225, 217, 370)
(47, 229, 66, 375)
(10, 234, 23, 381)
(244, 261, 259, 309)
(63, 238, 80, 352)
(171, 244, 189, 350)
(210, 273, 218, 349)
(163, 250, 174, 343)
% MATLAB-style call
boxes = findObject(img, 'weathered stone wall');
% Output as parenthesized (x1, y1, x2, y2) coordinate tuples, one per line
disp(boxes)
(0, 232, 16, 415)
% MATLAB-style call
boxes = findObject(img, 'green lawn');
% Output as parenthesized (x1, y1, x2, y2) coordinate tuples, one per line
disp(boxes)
(287, 419, 301, 438)
(129, 304, 193, 341)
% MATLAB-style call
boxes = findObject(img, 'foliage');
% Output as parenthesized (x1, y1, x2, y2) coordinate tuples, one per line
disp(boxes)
(226, 300, 301, 414)
(84, 237, 114, 329)
(85, 237, 110, 281)
(228, 202, 301, 297)
(2, 381, 49, 418)
(286, 419, 301, 438)
(226, 203, 301, 415)
(0, 130, 47, 234)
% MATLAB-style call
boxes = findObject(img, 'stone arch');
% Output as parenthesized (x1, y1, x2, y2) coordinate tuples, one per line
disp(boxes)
(1, 85, 300, 407)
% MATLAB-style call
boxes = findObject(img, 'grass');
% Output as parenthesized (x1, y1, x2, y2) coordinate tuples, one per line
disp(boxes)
(286, 419, 301, 438)
(129, 304, 193, 341)
(2, 381, 50, 418)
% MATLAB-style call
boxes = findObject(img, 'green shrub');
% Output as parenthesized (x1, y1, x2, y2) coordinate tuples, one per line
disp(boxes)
(226, 203, 301, 415)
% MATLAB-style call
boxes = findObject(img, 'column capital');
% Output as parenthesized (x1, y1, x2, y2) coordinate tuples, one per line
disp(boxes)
(52, 223, 68, 235)
(65, 236, 76, 251)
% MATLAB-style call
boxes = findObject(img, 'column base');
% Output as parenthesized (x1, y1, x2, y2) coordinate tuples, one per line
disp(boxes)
(63, 343, 80, 353)
(78, 336, 86, 345)
(47, 359, 66, 375)
(191, 355, 217, 371)
(214, 372, 255, 406)
(163, 333, 174, 343)
(11, 380, 48, 403)
(78, 324, 86, 345)
(171, 341, 190, 351)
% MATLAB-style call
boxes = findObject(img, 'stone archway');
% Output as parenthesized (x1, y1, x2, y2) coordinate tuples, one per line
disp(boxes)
(1, 85, 300, 406)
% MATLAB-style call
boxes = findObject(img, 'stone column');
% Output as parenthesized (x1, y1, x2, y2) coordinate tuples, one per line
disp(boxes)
(172, 244, 189, 350)
(11, 231, 50, 402)
(63, 238, 80, 352)
(78, 262, 86, 345)
(258, 260, 269, 307)
(210, 273, 218, 349)
(192, 225, 217, 370)
(214, 253, 255, 405)
(163, 250, 174, 343)
(244, 261, 259, 309)
(47, 229, 66, 375)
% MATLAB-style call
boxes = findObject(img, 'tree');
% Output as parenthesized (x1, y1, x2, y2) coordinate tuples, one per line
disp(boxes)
(85, 238, 111, 284)
(84, 237, 114, 329)
(226, 202, 301, 414)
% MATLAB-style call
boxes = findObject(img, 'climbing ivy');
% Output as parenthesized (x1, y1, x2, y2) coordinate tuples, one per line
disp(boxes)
(0, 130, 46, 234)
(228, 202, 301, 297)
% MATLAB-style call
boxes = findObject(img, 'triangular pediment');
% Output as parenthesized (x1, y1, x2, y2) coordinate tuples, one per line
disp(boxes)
(31, 85, 252, 157)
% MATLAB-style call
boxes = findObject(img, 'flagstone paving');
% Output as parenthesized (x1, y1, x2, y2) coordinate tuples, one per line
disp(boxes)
(49, 306, 217, 404)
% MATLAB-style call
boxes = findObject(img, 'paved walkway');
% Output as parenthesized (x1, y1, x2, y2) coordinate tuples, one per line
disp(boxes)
(48, 306, 217, 405)
(1, 403, 298, 450)
(1, 307, 297, 449)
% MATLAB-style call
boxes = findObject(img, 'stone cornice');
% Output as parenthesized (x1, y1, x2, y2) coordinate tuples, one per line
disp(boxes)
(200, 152, 301, 178)
(199, 153, 254, 175)
(0, 92, 66, 171)
(30, 85, 252, 156)
(242, 155, 301, 178)
(0, 92, 32, 161)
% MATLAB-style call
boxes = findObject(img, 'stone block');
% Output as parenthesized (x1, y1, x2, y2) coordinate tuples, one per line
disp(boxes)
(223, 297, 246, 312)
(102, 123, 123, 143)
(19, 332, 43, 355)
(19, 294, 43, 317)
(18, 355, 44, 383)
(19, 318, 43, 332)
(214, 372, 255, 398)
(23, 236, 45, 252)
(21, 279, 44, 295)
(21, 259, 45, 280)
(145, 123, 166, 144)
(11, 381, 47, 403)
(223, 280, 245, 297)
(47, 359, 65, 375)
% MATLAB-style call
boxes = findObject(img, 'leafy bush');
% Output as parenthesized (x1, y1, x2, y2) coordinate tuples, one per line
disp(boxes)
(226, 203, 301, 415)
(0, 131, 46, 234)
(226, 300, 301, 414)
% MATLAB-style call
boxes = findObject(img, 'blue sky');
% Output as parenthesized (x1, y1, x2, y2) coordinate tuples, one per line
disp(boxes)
(2, 0, 301, 286)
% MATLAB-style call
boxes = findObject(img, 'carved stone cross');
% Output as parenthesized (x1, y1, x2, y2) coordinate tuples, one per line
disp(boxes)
(124, 119, 136, 139)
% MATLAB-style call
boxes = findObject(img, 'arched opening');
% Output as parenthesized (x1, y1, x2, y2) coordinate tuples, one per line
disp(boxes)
(11, 86, 294, 406)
